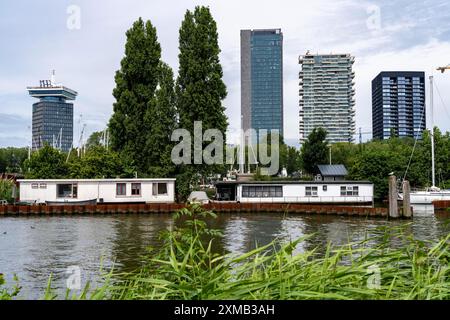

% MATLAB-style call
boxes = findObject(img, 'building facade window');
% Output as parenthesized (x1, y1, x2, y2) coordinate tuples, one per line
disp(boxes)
(242, 186, 283, 198)
(305, 186, 318, 197)
(57, 183, 77, 198)
(116, 183, 126, 196)
(153, 183, 168, 196)
(131, 183, 141, 196)
(340, 186, 359, 196)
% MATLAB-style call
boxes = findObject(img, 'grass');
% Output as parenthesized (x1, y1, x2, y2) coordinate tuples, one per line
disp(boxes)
(1, 204, 449, 300)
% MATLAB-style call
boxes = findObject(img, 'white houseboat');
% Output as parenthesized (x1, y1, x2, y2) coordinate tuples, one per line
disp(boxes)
(215, 165, 374, 205)
(215, 180, 374, 205)
(18, 178, 176, 205)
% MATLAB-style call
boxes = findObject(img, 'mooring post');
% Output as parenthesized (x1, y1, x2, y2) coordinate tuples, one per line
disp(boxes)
(389, 175, 399, 218)
(402, 180, 412, 218)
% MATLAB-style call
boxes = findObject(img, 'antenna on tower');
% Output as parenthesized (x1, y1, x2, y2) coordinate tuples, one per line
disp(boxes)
(50, 70, 56, 86)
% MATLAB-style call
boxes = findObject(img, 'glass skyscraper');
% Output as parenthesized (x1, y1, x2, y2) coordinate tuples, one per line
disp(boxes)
(241, 29, 283, 142)
(299, 53, 355, 144)
(27, 74, 77, 152)
(372, 71, 425, 140)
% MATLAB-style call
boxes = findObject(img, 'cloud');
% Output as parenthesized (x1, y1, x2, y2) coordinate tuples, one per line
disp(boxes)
(0, 113, 30, 147)
(1, 0, 450, 148)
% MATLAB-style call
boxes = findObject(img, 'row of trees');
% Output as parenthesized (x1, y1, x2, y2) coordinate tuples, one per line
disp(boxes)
(2, 127, 450, 201)
(107, 7, 228, 198)
(24, 144, 126, 180)
(302, 127, 450, 199)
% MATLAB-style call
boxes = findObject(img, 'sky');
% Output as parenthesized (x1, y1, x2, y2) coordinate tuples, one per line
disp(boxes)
(1, 0, 450, 148)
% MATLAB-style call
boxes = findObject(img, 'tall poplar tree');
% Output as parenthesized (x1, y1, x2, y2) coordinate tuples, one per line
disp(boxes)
(109, 18, 162, 174)
(144, 62, 177, 177)
(176, 6, 228, 175)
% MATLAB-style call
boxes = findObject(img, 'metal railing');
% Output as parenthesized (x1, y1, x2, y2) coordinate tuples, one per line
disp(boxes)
(238, 196, 373, 203)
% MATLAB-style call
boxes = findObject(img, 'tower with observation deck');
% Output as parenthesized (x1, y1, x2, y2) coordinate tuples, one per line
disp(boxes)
(27, 71, 77, 152)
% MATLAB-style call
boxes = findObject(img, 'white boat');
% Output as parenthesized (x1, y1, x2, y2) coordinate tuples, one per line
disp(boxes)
(409, 188, 450, 205)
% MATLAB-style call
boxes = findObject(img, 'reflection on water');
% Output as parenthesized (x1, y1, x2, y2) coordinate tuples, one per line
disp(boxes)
(0, 212, 448, 299)
(411, 204, 436, 216)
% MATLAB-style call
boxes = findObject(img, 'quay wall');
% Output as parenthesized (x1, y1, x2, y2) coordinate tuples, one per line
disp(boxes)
(433, 200, 450, 211)
(0, 203, 389, 218)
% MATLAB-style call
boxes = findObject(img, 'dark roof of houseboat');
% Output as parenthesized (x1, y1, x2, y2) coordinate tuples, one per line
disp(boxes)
(316, 164, 348, 176)
(215, 180, 372, 185)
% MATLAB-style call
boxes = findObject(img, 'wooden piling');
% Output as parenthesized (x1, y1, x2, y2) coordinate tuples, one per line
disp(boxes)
(402, 180, 412, 218)
(389, 175, 399, 218)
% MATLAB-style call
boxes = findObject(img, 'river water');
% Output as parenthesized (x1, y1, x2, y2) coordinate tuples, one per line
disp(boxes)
(0, 211, 448, 299)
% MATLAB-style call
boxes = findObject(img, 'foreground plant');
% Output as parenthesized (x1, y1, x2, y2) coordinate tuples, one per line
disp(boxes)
(2, 205, 449, 300)
(0, 274, 20, 300)
(108, 205, 449, 300)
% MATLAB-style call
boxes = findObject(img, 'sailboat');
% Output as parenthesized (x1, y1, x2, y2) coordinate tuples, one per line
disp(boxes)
(407, 75, 450, 206)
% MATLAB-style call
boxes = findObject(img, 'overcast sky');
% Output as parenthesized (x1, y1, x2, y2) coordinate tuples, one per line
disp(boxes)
(1, 0, 450, 148)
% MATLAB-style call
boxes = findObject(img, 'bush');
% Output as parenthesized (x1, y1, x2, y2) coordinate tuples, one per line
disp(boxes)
(0, 180, 14, 203)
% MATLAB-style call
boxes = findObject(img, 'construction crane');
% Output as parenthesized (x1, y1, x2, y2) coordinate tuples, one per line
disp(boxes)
(77, 124, 87, 157)
(437, 65, 450, 73)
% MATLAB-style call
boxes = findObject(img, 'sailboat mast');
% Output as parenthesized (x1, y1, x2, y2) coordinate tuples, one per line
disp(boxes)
(239, 115, 245, 174)
(430, 75, 436, 188)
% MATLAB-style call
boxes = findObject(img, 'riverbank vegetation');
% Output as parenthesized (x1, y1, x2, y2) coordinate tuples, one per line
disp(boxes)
(2, 128, 450, 202)
(1, 205, 448, 300)
(0, 180, 15, 203)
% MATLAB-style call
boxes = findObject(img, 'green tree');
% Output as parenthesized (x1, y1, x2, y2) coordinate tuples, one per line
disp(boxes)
(0, 180, 14, 202)
(348, 137, 429, 199)
(24, 144, 68, 179)
(109, 17, 162, 175)
(144, 62, 177, 177)
(176, 6, 228, 177)
(284, 145, 302, 175)
(0, 147, 28, 173)
(0, 150, 6, 172)
(329, 142, 359, 169)
(258, 133, 301, 176)
(86, 131, 104, 149)
(300, 128, 328, 174)
(67, 146, 125, 179)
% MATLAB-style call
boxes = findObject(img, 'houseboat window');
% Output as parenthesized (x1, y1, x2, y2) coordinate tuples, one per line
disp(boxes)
(340, 186, 359, 196)
(57, 183, 77, 198)
(131, 183, 141, 196)
(153, 183, 168, 195)
(275, 187, 282, 197)
(242, 186, 282, 198)
(116, 183, 126, 196)
(305, 186, 318, 197)
(39, 183, 47, 189)
(323, 185, 327, 191)
(31, 183, 38, 189)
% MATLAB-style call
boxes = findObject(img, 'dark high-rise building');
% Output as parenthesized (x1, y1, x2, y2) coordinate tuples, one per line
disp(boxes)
(27, 72, 77, 152)
(241, 29, 283, 143)
(372, 71, 425, 140)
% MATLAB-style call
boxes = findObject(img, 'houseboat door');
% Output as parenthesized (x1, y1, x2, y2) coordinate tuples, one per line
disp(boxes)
(216, 183, 237, 201)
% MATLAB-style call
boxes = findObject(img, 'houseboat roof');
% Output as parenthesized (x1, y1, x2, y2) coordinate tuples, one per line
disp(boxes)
(316, 164, 348, 176)
(18, 178, 176, 183)
(215, 180, 372, 185)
